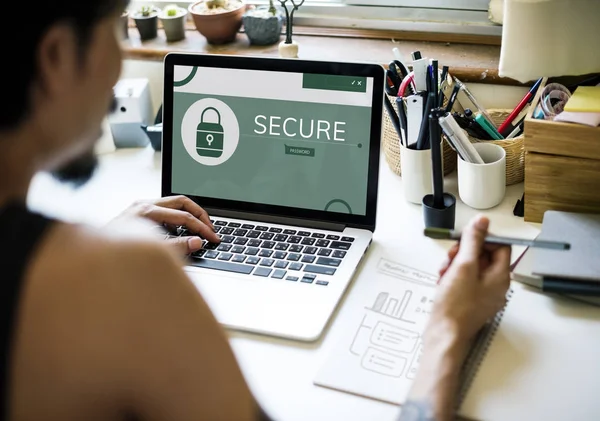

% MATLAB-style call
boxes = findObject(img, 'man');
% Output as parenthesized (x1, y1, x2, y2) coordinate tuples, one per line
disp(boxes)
(0, 1, 511, 420)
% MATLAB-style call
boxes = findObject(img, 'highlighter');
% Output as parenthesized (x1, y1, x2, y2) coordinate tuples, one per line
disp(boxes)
(474, 113, 504, 140)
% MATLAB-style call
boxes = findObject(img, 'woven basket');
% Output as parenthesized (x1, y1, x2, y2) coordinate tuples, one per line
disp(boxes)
(463, 109, 525, 186)
(382, 94, 457, 177)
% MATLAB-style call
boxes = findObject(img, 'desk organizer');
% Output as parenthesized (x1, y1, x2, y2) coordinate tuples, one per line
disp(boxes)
(524, 78, 600, 223)
(462, 109, 525, 186)
(382, 94, 457, 177)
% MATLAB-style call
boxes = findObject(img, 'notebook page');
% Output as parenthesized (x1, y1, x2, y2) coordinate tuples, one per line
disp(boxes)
(458, 282, 600, 421)
(314, 252, 437, 405)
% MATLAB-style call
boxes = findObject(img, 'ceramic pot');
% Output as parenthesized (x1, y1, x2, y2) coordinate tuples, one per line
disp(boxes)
(189, 0, 246, 45)
(242, 6, 283, 45)
(133, 8, 159, 41)
(160, 7, 188, 42)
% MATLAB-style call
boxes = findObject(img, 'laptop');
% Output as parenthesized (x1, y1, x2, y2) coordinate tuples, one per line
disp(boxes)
(161, 53, 385, 341)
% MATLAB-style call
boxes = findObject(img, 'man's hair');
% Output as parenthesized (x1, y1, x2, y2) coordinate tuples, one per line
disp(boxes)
(2, 0, 128, 131)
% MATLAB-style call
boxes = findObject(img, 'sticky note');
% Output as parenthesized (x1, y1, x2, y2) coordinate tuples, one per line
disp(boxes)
(564, 86, 600, 113)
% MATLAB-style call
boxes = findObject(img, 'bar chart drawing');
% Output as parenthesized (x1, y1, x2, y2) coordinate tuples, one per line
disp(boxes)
(366, 290, 415, 323)
(314, 254, 440, 402)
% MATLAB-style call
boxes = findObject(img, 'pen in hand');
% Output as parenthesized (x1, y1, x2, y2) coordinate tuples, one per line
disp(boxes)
(424, 227, 571, 250)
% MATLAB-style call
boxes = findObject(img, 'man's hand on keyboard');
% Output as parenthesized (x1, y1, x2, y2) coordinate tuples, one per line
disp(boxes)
(117, 195, 220, 254)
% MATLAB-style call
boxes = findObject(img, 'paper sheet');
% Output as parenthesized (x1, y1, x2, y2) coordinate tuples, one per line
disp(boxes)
(314, 253, 438, 405)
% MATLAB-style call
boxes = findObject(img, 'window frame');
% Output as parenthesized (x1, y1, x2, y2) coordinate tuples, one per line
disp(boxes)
(128, 0, 501, 36)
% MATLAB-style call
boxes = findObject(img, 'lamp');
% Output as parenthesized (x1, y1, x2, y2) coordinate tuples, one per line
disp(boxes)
(498, 0, 600, 83)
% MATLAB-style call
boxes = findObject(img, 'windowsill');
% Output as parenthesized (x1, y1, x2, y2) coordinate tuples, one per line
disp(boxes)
(121, 27, 520, 86)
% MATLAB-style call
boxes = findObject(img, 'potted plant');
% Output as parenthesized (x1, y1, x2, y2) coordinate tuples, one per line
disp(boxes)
(159, 4, 188, 42)
(132, 5, 160, 41)
(277, 0, 305, 58)
(188, 0, 246, 45)
(242, 1, 283, 46)
(120, 10, 129, 39)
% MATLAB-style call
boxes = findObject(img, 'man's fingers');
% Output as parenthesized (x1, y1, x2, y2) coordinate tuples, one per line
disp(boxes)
(484, 246, 511, 286)
(145, 206, 220, 243)
(456, 215, 489, 263)
(177, 196, 214, 230)
(166, 236, 204, 255)
(156, 195, 214, 230)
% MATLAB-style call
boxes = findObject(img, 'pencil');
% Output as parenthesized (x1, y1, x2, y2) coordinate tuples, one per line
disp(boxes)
(423, 227, 570, 250)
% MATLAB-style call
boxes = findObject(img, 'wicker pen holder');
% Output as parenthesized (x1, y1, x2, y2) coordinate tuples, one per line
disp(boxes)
(462, 109, 525, 186)
(382, 94, 457, 177)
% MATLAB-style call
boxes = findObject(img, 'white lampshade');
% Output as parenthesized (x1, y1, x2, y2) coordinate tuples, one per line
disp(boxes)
(498, 0, 600, 83)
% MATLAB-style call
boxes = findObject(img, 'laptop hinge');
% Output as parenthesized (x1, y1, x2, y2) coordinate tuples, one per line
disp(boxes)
(203, 208, 347, 232)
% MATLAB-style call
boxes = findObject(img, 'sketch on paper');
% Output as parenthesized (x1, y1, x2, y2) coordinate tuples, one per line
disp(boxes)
(313, 256, 441, 405)
(348, 258, 436, 379)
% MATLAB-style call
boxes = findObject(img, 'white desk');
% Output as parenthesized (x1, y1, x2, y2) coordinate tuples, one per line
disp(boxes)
(27, 146, 542, 421)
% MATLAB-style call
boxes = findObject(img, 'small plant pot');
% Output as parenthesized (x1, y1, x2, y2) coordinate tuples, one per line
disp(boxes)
(133, 7, 160, 41)
(189, 0, 246, 45)
(279, 40, 299, 58)
(120, 11, 129, 39)
(160, 7, 188, 42)
(242, 6, 283, 45)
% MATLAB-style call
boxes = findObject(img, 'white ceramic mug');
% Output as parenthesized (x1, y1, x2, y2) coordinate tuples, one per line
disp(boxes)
(458, 143, 506, 209)
(400, 143, 433, 204)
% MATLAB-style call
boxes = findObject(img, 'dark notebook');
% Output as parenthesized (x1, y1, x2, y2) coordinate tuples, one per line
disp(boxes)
(533, 211, 600, 282)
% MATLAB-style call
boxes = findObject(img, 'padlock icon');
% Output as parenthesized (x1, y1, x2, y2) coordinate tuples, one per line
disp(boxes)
(196, 107, 224, 158)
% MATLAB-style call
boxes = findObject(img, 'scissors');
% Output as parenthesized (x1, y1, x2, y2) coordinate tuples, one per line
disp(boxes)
(386, 70, 401, 96)
(388, 60, 416, 97)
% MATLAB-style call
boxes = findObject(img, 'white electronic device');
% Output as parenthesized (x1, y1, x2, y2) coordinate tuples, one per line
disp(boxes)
(108, 78, 153, 148)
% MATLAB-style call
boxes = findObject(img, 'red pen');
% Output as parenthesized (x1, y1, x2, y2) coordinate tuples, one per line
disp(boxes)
(498, 78, 543, 136)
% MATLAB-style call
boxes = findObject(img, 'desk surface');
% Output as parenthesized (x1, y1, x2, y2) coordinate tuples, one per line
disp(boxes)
(27, 146, 541, 421)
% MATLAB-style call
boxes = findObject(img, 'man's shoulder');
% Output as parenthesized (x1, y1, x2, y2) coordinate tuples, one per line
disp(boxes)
(34, 218, 182, 285)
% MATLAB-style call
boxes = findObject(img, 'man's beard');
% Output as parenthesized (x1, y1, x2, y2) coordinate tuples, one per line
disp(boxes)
(50, 95, 117, 187)
(50, 150, 98, 188)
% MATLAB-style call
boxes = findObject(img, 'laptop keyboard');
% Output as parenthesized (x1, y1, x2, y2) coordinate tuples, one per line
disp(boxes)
(167, 220, 355, 287)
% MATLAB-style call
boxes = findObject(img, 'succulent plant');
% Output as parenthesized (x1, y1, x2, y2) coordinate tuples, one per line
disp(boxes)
(205, 0, 228, 8)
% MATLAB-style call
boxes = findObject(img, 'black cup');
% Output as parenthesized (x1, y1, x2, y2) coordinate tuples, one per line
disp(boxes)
(422, 193, 456, 229)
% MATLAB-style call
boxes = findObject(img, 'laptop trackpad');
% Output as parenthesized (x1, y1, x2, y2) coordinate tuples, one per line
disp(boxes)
(186, 269, 334, 341)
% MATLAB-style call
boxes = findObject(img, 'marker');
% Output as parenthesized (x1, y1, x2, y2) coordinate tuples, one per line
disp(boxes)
(424, 227, 571, 250)
(498, 77, 543, 136)
(475, 113, 504, 140)
(411, 51, 429, 92)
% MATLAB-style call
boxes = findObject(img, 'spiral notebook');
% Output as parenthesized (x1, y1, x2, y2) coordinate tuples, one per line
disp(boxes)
(313, 252, 515, 409)
(315, 264, 600, 421)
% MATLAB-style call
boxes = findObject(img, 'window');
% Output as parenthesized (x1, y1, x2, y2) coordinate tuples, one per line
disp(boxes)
(130, 0, 500, 35)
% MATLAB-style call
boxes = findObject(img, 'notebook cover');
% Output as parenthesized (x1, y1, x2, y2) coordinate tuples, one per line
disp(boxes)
(532, 211, 600, 282)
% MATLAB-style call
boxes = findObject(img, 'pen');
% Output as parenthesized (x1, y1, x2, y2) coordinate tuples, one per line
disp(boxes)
(438, 65, 449, 108)
(415, 67, 434, 150)
(429, 109, 445, 208)
(396, 97, 408, 147)
(506, 121, 523, 139)
(423, 227, 571, 250)
(444, 83, 461, 114)
(498, 77, 542, 136)
(431, 59, 439, 107)
(384, 95, 402, 143)
(453, 77, 496, 129)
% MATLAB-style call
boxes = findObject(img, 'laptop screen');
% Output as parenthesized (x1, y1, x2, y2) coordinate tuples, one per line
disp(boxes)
(170, 64, 376, 217)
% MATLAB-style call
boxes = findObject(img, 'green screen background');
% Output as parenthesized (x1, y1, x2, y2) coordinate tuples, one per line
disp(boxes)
(172, 92, 372, 215)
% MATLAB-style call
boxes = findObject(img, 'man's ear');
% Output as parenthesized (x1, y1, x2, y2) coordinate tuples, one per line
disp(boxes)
(35, 23, 79, 99)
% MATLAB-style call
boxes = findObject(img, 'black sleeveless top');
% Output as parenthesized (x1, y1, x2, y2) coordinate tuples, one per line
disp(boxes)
(0, 203, 54, 420)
